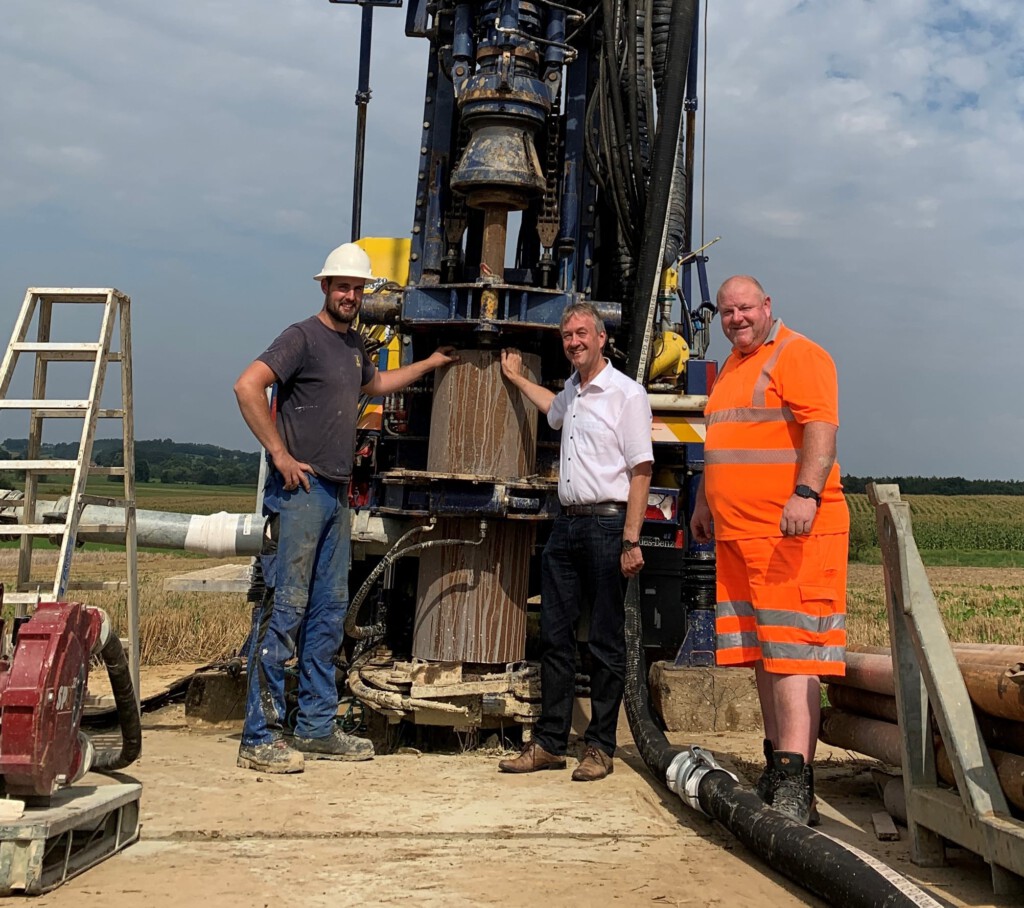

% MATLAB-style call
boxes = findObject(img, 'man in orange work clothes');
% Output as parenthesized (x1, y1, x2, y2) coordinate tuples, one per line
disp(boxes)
(689, 275, 849, 825)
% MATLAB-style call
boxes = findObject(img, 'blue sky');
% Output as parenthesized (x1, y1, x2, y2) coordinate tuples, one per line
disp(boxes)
(1, 0, 1021, 478)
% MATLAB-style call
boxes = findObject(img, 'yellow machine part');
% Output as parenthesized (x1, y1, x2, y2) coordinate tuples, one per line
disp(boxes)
(648, 330, 690, 382)
(356, 236, 412, 285)
(353, 238, 409, 432)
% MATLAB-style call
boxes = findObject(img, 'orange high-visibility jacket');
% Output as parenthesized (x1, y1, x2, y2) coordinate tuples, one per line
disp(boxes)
(704, 320, 849, 539)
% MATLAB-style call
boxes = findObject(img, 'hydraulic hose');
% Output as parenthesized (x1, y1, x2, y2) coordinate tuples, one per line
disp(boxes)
(625, 0, 699, 380)
(345, 520, 489, 640)
(622, 578, 943, 908)
(90, 631, 143, 772)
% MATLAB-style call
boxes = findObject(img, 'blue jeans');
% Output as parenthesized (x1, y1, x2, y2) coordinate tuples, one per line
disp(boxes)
(242, 472, 350, 746)
(534, 512, 627, 757)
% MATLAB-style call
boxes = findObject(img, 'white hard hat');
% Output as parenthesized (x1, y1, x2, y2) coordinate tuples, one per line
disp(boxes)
(314, 243, 374, 281)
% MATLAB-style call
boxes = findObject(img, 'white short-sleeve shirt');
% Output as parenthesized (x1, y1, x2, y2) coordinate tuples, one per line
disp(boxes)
(547, 359, 654, 506)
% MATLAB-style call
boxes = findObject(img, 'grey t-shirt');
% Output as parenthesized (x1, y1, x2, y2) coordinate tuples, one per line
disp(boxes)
(258, 315, 376, 482)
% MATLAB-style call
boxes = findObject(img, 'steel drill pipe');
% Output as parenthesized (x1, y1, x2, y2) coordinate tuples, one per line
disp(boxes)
(831, 652, 897, 696)
(849, 642, 1024, 667)
(835, 652, 1024, 721)
(820, 708, 1024, 813)
(826, 684, 900, 724)
(957, 661, 1024, 722)
(825, 684, 1024, 758)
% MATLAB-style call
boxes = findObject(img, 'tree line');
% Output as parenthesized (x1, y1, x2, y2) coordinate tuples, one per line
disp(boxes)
(1, 438, 260, 486)
(841, 475, 1024, 496)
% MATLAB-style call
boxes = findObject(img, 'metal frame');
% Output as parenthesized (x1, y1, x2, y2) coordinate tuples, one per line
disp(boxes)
(0, 288, 140, 702)
(869, 482, 1024, 896)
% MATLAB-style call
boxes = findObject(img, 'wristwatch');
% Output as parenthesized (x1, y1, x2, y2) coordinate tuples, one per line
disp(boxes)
(794, 484, 822, 507)
(622, 538, 640, 552)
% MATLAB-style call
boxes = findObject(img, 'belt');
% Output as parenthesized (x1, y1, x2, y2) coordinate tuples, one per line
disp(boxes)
(562, 502, 627, 517)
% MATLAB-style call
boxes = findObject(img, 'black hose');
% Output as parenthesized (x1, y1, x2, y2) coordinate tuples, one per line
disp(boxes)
(90, 632, 143, 772)
(697, 775, 938, 908)
(625, 0, 699, 379)
(622, 577, 942, 907)
(622, 577, 683, 778)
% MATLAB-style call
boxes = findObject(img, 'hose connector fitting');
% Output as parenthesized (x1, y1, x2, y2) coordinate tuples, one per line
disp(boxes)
(666, 745, 737, 813)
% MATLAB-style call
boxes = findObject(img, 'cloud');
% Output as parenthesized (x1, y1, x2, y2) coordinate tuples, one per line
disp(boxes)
(0, 0, 1020, 479)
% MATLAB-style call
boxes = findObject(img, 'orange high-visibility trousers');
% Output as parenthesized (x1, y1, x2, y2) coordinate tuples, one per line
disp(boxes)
(715, 533, 848, 676)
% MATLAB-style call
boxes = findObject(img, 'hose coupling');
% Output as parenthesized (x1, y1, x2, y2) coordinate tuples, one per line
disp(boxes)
(665, 745, 737, 813)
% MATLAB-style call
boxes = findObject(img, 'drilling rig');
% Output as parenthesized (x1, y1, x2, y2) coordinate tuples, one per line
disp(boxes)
(317, 0, 718, 734)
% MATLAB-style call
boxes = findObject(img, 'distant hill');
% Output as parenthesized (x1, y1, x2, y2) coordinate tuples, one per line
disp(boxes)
(1, 438, 260, 486)
(842, 475, 1024, 496)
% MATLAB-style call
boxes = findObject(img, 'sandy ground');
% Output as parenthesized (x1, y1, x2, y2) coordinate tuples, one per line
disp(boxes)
(22, 666, 1019, 908)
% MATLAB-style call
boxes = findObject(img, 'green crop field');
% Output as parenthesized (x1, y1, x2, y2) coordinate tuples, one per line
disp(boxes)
(848, 493, 1024, 564)
(7, 478, 259, 515)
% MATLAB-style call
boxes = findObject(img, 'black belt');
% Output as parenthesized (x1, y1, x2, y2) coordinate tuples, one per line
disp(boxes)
(563, 502, 627, 517)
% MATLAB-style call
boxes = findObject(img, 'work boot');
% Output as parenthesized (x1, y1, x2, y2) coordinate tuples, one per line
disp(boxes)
(754, 738, 778, 803)
(237, 738, 304, 774)
(498, 740, 566, 773)
(770, 751, 815, 825)
(572, 745, 614, 782)
(293, 727, 375, 762)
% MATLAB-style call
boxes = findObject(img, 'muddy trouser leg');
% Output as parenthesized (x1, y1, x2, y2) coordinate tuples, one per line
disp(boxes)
(293, 478, 350, 740)
(241, 474, 330, 747)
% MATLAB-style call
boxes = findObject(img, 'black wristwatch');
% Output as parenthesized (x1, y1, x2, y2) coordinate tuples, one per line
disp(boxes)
(794, 484, 822, 507)
(622, 538, 640, 552)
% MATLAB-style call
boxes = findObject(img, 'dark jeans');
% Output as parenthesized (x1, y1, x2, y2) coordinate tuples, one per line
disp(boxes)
(534, 512, 627, 758)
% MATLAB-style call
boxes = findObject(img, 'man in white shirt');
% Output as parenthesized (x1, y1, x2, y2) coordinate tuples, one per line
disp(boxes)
(497, 302, 653, 781)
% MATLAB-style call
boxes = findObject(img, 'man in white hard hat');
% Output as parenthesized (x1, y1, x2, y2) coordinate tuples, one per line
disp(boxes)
(233, 242, 457, 773)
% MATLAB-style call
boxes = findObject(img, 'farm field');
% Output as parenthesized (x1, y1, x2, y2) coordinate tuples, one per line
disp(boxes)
(3, 487, 1023, 660)
(848, 492, 1024, 562)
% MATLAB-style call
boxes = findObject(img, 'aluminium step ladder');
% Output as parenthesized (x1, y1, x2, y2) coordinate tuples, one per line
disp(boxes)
(0, 288, 139, 700)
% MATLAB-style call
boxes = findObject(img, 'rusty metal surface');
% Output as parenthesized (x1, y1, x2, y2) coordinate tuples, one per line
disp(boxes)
(427, 348, 539, 480)
(413, 518, 533, 663)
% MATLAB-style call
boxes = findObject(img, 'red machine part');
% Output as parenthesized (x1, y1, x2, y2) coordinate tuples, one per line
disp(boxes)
(0, 602, 102, 797)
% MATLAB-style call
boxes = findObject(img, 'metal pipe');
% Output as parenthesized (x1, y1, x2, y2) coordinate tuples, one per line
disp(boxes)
(850, 642, 1024, 666)
(836, 651, 1024, 722)
(646, 393, 708, 410)
(351, 2, 375, 240)
(826, 682, 1024, 758)
(820, 707, 1024, 813)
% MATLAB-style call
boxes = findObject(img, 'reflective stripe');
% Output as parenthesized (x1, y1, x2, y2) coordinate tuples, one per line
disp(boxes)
(705, 448, 802, 465)
(756, 610, 846, 634)
(761, 641, 846, 663)
(717, 631, 760, 651)
(717, 599, 755, 620)
(752, 332, 800, 407)
(706, 406, 795, 426)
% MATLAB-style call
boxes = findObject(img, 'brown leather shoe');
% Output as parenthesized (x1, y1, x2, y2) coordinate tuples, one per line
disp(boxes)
(572, 745, 614, 781)
(498, 741, 566, 773)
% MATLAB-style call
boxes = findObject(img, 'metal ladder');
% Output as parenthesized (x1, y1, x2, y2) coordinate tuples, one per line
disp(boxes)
(0, 288, 139, 697)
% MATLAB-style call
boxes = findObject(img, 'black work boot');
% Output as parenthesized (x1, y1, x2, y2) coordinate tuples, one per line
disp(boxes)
(754, 738, 777, 803)
(771, 751, 815, 825)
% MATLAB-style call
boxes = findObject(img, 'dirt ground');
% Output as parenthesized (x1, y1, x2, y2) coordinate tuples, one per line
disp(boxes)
(25, 666, 1020, 908)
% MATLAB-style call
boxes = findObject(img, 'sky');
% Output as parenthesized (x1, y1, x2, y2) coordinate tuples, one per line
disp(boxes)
(1, 0, 1021, 479)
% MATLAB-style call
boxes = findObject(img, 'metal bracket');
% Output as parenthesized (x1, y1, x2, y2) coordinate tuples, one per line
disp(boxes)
(868, 482, 1024, 896)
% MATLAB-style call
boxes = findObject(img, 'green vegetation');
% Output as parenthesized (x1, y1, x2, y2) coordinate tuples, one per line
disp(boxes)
(846, 565, 1024, 648)
(842, 475, 1024, 495)
(848, 493, 1024, 564)
(1, 437, 259, 487)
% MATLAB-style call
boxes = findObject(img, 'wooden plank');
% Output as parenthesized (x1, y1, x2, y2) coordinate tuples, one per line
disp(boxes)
(0, 400, 90, 410)
(163, 562, 251, 593)
(394, 661, 463, 686)
(410, 678, 517, 698)
(872, 811, 900, 841)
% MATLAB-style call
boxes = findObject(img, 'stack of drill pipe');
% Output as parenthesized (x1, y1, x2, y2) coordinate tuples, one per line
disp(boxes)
(819, 644, 1024, 814)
